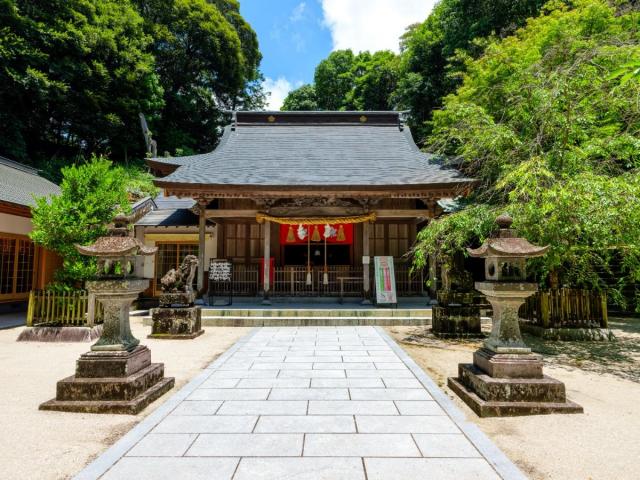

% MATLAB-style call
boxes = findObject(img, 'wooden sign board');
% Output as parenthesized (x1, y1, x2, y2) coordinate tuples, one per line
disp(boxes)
(209, 259, 232, 282)
(208, 259, 233, 306)
(374, 256, 397, 305)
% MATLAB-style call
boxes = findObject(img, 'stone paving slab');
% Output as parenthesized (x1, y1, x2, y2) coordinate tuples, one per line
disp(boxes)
(76, 326, 527, 480)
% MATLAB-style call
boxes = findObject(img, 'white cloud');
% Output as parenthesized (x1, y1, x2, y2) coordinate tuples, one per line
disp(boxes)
(320, 0, 437, 53)
(263, 77, 297, 111)
(290, 2, 307, 22)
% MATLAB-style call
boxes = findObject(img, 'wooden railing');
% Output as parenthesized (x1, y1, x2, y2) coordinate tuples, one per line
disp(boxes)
(213, 263, 426, 298)
(26, 290, 103, 327)
(519, 288, 608, 329)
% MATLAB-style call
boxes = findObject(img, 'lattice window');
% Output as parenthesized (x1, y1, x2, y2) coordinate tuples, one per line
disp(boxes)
(0, 235, 36, 299)
(224, 223, 263, 263)
(369, 223, 411, 258)
(154, 243, 199, 292)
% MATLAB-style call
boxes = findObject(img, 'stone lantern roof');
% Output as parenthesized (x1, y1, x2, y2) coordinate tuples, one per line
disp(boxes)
(467, 214, 549, 259)
(75, 213, 156, 258)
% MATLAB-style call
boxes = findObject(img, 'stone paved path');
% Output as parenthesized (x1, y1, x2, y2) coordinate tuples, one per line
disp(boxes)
(77, 327, 525, 480)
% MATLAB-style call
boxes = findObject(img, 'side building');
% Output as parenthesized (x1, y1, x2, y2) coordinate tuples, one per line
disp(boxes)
(140, 111, 476, 302)
(0, 157, 61, 304)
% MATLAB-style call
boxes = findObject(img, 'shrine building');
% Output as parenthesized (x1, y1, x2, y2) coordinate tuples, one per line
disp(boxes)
(137, 111, 475, 302)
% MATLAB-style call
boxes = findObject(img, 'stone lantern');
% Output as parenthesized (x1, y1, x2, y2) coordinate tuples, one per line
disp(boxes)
(447, 214, 582, 416)
(40, 214, 175, 414)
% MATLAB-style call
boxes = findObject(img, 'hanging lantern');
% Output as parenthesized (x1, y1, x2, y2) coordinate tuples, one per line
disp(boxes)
(286, 225, 295, 243)
(311, 225, 321, 242)
(336, 224, 346, 242)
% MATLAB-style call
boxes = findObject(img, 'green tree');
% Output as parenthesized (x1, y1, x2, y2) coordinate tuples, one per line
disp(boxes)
(350, 50, 399, 111)
(415, 0, 640, 310)
(314, 49, 355, 110)
(133, 0, 263, 154)
(283, 49, 399, 111)
(396, 0, 546, 142)
(281, 84, 319, 111)
(30, 157, 132, 284)
(0, 0, 162, 165)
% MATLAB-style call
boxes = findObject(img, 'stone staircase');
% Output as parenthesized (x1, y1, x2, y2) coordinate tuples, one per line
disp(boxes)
(142, 306, 432, 327)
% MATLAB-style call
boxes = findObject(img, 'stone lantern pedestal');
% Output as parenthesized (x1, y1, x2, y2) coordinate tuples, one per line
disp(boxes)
(40, 214, 174, 414)
(40, 279, 174, 414)
(447, 215, 582, 417)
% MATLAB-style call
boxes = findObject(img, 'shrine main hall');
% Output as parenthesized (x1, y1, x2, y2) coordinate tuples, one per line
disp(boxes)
(138, 111, 474, 302)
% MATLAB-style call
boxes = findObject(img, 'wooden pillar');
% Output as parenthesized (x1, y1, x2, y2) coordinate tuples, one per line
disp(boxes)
(197, 200, 206, 294)
(263, 220, 271, 304)
(362, 221, 371, 304)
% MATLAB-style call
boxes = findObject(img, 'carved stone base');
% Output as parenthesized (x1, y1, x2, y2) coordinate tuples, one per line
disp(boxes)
(448, 350, 582, 417)
(448, 374, 582, 417)
(149, 307, 203, 339)
(473, 348, 543, 379)
(39, 345, 174, 414)
(432, 305, 482, 338)
(159, 291, 195, 308)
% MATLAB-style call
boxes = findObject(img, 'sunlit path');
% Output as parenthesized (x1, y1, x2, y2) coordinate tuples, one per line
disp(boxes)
(76, 327, 524, 480)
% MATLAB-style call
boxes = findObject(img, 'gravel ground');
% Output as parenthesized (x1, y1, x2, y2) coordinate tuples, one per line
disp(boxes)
(0, 318, 250, 480)
(387, 319, 640, 480)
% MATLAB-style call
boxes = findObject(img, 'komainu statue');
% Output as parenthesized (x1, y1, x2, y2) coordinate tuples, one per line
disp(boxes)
(153, 254, 204, 338)
(160, 255, 199, 294)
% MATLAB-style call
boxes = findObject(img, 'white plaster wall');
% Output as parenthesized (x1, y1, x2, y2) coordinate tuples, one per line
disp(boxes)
(0, 213, 33, 235)
(142, 239, 156, 279)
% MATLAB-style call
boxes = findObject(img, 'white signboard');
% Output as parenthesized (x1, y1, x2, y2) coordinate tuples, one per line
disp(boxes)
(209, 259, 232, 282)
(374, 256, 397, 305)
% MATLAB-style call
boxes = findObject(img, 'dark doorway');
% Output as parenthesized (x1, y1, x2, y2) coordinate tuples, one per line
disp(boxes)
(283, 245, 351, 266)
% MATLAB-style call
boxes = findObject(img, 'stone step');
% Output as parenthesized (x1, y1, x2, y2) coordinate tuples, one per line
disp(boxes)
(40, 376, 175, 415)
(55, 363, 166, 402)
(200, 308, 432, 318)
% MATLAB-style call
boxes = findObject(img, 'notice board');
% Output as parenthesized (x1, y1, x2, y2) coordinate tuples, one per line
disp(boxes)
(374, 256, 397, 305)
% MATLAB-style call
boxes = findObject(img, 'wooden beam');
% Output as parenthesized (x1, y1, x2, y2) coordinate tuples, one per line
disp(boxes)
(362, 221, 371, 303)
(263, 220, 271, 304)
(204, 208, 432, 220)
(205, 209, 257, 219)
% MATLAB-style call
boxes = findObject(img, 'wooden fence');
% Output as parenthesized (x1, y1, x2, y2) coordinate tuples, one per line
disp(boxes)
(26, 290, 103, 327)
(519, 288, 608, 329)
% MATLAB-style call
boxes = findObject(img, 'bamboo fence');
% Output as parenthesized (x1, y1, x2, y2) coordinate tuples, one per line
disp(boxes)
(26, 290, 103, 327)
(519, 288, 608, 329)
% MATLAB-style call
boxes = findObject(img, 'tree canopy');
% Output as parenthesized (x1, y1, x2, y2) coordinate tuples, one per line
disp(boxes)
(414, 0, 640, 310)
(281, 84, 318, 111)
(282, 49, 400, 111)
(0, 0, 162, 165)
(396, 0, 547, 141)
(30, 158, 134, 284)
(0, 0, 264, 171)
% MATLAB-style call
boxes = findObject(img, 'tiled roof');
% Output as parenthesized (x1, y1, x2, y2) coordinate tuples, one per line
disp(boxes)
(151, 112, 473, 188)
(0, 156, 60, 207)
(135, 209, 200, 227)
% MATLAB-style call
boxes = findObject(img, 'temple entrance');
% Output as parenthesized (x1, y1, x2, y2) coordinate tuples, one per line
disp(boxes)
(282, 244, 351, 267)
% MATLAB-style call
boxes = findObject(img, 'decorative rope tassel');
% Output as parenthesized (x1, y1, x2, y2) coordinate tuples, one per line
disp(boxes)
(311, 225, 321, 242)
(306, 271, 312, 286)
(337, 224, 346, 242)
(286, 225, 295, 242)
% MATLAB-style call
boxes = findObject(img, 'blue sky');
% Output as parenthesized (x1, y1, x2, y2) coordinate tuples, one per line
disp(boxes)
(239, 0, 437, 110)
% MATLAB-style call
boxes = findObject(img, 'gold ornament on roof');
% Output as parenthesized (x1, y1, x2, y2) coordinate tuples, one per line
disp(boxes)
(359, 115, 368, 123)
(267, 115, 276, 123)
